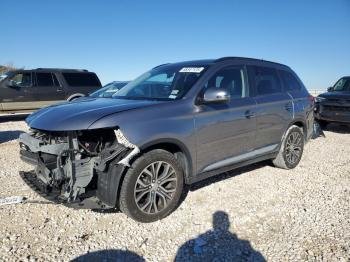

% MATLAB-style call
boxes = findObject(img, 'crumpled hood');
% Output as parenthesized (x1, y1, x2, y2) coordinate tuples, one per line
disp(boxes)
(319, 91, 350, 100)
(26, 97, 162, 131)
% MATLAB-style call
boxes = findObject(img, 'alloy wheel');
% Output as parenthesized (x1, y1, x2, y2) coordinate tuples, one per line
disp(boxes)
(285, 131, 303, 165)
(134, 161, 178, 214)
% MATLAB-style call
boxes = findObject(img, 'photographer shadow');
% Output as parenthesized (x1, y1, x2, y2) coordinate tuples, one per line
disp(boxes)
(175, 211, 266, 262)
(71, 249, 145, 262)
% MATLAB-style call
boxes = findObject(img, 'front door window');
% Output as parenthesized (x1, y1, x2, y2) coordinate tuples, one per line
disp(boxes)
(8, 73, 32, 88)
(203, 67, 248, 99)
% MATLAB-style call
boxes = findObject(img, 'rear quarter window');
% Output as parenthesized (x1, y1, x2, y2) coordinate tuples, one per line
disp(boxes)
(62, 73, 101, 87)
(279, 70, 302, 91)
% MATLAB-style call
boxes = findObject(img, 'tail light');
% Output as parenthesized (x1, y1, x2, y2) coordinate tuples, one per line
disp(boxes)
(308, 95, 315, 104)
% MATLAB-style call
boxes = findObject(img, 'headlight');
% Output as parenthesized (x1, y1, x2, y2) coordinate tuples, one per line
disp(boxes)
(315, 96, 326, 103)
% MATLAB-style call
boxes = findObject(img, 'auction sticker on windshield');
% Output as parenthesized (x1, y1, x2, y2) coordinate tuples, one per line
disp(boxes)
(179, 67, 204, 73)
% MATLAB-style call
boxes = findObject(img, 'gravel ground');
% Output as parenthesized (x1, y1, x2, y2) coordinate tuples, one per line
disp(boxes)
(0, 116, 349, 261)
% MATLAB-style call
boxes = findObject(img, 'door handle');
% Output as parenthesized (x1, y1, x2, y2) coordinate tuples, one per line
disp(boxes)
(244, 110, 255, 119)
(284, 103, 293, 112)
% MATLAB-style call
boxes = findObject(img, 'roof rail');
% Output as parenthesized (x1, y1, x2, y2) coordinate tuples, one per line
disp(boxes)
(35, 68, 89, 72)
(214, 57, 287, 67)
(152, 63, 170, 69)
(214, 57, 244, 62)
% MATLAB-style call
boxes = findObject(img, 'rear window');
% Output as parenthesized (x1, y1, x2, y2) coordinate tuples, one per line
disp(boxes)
(62, 73, 101, 87)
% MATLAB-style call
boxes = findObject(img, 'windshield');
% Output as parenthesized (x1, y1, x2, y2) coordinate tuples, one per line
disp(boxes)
(90, 82, 128, 98)
(333, 78, 350, 92)
(112, 64, 207, 100)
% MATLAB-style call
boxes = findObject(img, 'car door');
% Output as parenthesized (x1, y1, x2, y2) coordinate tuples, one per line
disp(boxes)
(0, 71, 34, 111)
(194, 65, 257, 173)
(250, 66, 293, 150)
(31, 72, 66, 108)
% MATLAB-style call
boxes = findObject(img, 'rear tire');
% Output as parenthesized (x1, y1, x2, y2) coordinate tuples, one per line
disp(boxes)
(119, 149, 184, 223)
(273, 125, 304, 169)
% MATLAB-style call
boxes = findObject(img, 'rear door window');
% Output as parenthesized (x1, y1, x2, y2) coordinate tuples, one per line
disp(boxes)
(36, 73, 55, 86)
(253, 67, 282, 96)
(62, 73, 101, 87)
(279, 70, 301, 91)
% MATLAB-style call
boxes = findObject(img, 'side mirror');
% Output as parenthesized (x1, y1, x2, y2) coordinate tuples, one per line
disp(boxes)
(203, 87, 230, 104)
(327, 86, 334, 92)
(7, 80, 19, 89)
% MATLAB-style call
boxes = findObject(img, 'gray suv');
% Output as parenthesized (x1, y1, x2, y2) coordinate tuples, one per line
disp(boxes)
(19, 57, 314, 222)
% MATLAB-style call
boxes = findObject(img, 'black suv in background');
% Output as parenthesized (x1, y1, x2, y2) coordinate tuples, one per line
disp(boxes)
(0, 68, 102, 113)
(315, 76, 350, 128)
(19, 57, 314, 222)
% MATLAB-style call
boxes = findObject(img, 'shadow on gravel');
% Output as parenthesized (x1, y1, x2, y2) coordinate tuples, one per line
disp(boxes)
(175, 211, 266, 261)
(71, 249, 145, 262)
(175, 161, 269, 209)
(324, 123, 350, 134)
(0, 114, 29, 123)
(0, 130, 24, 143)
(91, 208, 121, 214)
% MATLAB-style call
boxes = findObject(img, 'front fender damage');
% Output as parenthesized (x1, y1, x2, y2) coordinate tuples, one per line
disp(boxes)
(114, 129, 140, 167)
(19, 128, 139, 209)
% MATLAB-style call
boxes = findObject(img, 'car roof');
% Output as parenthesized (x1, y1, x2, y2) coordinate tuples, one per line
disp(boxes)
(11, 68, 93, 73)
(153, 59, 214, 69)
(156, 57, 290, 70)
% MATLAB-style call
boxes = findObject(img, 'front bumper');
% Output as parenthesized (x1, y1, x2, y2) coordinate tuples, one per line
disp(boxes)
(18, 131, 103, 208)
(19, 170, 112, 209)
(315, 103, 350, 123)
(19, 130, 130, 210)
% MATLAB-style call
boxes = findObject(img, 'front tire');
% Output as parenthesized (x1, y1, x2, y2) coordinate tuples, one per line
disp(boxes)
(119, 149, 184, 223)
(273, 125, 304, 169)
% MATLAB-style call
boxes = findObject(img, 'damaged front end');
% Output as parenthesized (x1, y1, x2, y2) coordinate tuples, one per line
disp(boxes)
(19, 128, 139, 209)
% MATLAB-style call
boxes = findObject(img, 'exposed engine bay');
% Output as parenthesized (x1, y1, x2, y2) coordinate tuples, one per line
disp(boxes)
(19, 128, 140, 208)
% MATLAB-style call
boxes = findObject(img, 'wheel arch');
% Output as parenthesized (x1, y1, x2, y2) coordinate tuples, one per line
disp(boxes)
(139, 138, 193, 184)
(66, 93, 85, 101)
(277, 119, 307, 153)
(289, 119, 307, 140)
